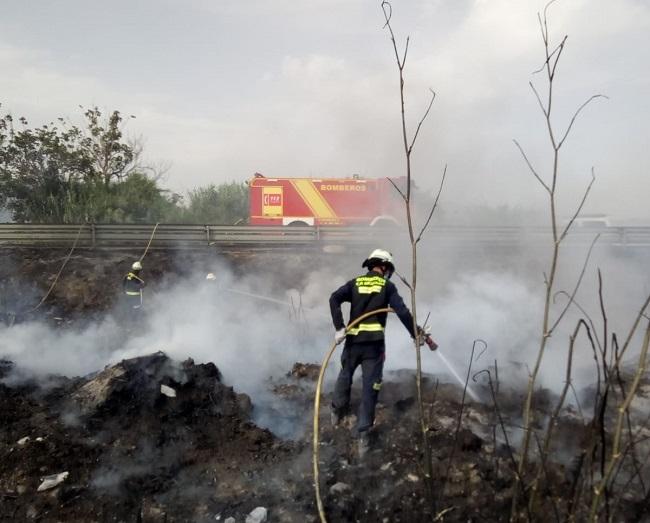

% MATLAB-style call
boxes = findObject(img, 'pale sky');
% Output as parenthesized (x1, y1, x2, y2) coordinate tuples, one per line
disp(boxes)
(1, 0, 649, 221)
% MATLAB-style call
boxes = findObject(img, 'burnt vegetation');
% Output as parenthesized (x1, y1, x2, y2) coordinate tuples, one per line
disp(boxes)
(1, 2, 649, 523)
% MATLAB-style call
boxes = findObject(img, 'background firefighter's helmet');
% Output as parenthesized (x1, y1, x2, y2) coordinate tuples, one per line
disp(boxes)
(205, 273, 217, 281)
(362, 248, 395, 276)
(131, 261, 143, 271)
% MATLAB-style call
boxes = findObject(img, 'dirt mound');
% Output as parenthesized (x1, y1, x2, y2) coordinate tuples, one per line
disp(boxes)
(0, 352, 285, 522)
(0, 352, 506, 522)
(1, 350, 648, 522)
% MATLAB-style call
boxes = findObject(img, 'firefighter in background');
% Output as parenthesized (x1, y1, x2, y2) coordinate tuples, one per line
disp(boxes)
(122, 261, 145, 311)
(329, 248, 437, 456)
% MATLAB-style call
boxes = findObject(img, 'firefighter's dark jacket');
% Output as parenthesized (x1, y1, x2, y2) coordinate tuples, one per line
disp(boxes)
(329, 270, 416, 343)
(123, 272, 145, 295)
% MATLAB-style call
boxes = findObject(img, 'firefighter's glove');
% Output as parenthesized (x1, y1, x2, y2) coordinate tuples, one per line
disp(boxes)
(416, 326, 438, 351)
(334, 329, 347, 345)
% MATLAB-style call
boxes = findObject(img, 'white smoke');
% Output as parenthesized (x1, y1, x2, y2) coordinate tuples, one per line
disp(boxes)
(0, 240, 647, 409)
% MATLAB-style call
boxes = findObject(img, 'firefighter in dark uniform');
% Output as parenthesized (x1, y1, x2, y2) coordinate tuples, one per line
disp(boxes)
(329, 249, 436, 456)
(122, 261, 145, 311)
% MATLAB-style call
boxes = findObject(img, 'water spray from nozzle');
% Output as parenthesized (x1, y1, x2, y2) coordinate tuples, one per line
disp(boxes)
(436, 351, 480, 402)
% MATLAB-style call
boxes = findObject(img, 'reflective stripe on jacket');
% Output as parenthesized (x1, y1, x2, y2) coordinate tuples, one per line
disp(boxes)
(123, 272, 145, 297)
(329, 270, 416, 343)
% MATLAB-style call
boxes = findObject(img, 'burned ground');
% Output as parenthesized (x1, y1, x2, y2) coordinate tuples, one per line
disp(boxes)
(0, 247, 340, 322)
(0, 350, 498, 522)
(1, 248, 649, 522)
(2, 351, 649, 522)
(0, 353, 289, 521)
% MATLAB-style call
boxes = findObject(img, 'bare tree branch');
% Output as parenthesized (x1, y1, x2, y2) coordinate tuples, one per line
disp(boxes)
(532, 35, 567, 75)
(559, 168, 596, 241)
(554, 290, 604, 355)
(395, 270, 412, 291)
(401, 36, 410, 70)
(549, 35, 567, 79)
(416, 164, 447, 243)
(530, 81, 549, 118)
(387, 176, 407, 202)
(615, 292, 650, 363)
(409, 89, 436, 154)
(512, 1, 605, 516)
(473, 339, 488, 362)
(380, 2, 443, 512)
(549, 233, 600, 333)
(590, 321, 650, 518)
(439, 340, 481, 503)
(513, 139, 551, 193)
(543, 0, 562, 24)
(558, 95, 608, 149)
(381, 2, 403, 75)
(381, 1, 392, 28)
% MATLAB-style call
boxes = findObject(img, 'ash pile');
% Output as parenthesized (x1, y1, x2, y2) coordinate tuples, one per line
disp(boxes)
(0, 352, 504, 522)
(2, 352, 649, 522)
(0, 352, 289, 522)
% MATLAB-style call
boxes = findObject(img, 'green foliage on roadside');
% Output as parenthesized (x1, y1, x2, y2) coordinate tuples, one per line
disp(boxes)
(0, 104, 249, 224)
(61, 174, 181, 223)
(178, 182, 249, 224)
(0, 105, 177, 223)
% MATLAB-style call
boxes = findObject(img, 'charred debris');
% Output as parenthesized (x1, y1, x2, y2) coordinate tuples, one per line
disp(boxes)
(1, 249, 650, 522)
(1, 349, 647, 522)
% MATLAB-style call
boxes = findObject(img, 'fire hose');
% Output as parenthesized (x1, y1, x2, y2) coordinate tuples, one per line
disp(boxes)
(139, 222, 159, 262)
(5, 223, 151, 323)
(312, 307, 394, 523)
(28, 224, 85, 314)
(311, 308, 479, 522)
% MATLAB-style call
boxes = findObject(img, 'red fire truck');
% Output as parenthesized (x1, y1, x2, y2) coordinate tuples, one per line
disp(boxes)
(248, 173, 405, 226)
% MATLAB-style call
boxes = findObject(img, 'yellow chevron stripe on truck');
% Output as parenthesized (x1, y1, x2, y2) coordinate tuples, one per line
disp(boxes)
(290, 179, 338, 220)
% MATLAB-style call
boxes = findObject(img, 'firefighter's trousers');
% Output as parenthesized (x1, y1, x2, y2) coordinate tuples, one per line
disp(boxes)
(123, 293, 142, 310)
(332, 340, 385, 433)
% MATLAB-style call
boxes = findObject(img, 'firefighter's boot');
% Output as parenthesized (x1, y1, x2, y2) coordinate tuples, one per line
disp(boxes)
(330, 407, 342, 428)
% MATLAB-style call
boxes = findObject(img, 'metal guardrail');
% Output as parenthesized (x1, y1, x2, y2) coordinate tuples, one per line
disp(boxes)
(0, 224, 649, 250)
(0, 224, 329, 249)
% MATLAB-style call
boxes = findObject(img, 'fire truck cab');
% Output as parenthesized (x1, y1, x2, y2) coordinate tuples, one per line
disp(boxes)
(248, 173, 404, 226)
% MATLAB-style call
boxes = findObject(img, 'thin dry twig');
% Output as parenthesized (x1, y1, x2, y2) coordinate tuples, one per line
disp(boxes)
(416, 164, 447, 243)
(439, 340, 483, 503)
(615, 293, 650, 363)
(529, 319, 591, 513)
(559, 168, 596, 241)
(409, 89, 436, 154)
(532, 35, 567, 75)
(590, 320, 650, 520)
(548, 233, 600, 332)
(514, 139, 550, 193)
(394, 270, 413, 290)
(387, 176, 407, 202)
(473, 369, 530, 515)
(474, 339, 489, 362)
(558, 96, 608, 148)
(554, 290, 603, 355)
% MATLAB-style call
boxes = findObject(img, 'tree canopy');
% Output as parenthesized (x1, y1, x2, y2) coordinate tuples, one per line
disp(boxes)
(0, 105, 248, 224)
(181, 182, 248, 225)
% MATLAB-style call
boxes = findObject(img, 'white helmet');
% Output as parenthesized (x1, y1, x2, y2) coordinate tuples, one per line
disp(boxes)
(131, 261, 143, 271)
(362, 249, 395, 275)
(205, 272, 217, 281)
